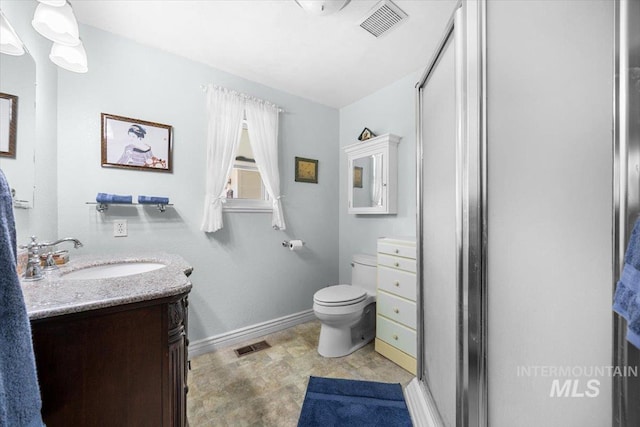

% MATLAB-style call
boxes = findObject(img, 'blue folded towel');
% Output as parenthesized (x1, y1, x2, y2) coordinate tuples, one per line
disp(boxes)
(96, 193, 133, 204)
(614, 217, 640, 348)
(138, 195, 169, 205)
(0, 169, 45, 427)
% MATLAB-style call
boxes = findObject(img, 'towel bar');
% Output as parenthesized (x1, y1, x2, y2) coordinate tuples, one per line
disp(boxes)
(86, 202, 173, 213)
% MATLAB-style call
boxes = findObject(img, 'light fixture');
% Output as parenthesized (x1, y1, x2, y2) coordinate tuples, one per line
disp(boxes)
(295, 0, 350, 16)
(49, 40, 88, 73)
(31, 0, 89, 72)
(32, 1, 80, 46)
(37, 0, 68, 6)
(0, 11, 25, 56)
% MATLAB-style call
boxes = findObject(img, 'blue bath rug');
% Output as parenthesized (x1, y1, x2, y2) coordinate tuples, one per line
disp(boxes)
(297, 376, 412, 426)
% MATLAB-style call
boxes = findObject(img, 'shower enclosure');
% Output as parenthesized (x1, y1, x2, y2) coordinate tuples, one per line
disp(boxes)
(411, 1, 615, 425)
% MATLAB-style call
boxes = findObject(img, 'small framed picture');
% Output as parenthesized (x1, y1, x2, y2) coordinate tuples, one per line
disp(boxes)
(295, 157, 318, 183)
(0, 92, 18, 158)
(101, 113, 172, 172)
(353, 166, 363, 188)
(358, 127, 376, 141)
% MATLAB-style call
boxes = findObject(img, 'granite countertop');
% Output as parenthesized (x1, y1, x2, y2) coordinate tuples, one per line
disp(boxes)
(22, 252, 193, 320)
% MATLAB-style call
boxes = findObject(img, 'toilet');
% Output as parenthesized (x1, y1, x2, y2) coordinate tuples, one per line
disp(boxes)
(313, 254, 377, 357)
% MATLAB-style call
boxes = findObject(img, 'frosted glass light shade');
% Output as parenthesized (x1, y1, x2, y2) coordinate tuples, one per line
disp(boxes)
(32, 2, 80, 46)
(37, 0, 68, 6)
(0, 12, 25, 56)
(295, 0, 350, 15)
(50, 41, 88, 73)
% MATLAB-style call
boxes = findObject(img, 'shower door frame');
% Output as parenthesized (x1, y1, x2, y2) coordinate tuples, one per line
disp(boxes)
(613, 0, 639, 425)
(613, 2, 625, 425)
(415, 1, 487, 426)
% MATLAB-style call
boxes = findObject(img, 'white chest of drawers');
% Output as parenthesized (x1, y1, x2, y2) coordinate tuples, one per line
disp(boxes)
(375, 237, 417, 374)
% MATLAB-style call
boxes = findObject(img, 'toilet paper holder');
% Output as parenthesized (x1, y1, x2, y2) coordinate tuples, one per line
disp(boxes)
(282, 240, 305, 248)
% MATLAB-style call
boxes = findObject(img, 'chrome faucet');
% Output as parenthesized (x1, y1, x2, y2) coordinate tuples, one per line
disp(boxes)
(41, 237, 84, 249)
(20, 236, 83, 281)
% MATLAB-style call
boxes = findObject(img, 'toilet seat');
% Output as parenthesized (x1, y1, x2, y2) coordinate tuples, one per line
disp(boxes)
(314, 285, 367, 307)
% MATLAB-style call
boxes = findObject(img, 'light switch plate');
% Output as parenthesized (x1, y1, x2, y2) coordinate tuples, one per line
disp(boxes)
(113, 219, 128, 237)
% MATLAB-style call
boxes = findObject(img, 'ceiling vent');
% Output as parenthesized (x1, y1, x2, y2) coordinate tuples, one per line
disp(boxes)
(358, 0, 408, 38)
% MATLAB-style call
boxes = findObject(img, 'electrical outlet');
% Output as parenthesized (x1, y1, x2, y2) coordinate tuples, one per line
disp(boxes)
(113, 219, 128, 237)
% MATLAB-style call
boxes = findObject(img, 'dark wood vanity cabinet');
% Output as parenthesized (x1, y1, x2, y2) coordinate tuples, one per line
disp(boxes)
(168, 296, 189, 426)
(31, 293, 190, 427)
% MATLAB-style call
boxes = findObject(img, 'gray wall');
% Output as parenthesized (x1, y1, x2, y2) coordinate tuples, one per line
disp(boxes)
(55, 24, 340, 341)
(338, 71, 419, 283)
(486, 1, 613, 425)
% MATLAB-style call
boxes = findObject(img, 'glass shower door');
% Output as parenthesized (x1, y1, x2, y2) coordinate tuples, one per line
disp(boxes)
(416, 8, 460, 426)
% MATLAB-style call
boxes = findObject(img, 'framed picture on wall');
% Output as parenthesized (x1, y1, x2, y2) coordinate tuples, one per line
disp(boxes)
(0, 92, 18, 158)
(101, 113, 173, 172)
(357, 127, 375, 141)
(295, 157, 318, 183)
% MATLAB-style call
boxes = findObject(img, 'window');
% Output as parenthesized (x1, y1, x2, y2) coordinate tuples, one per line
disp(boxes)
(200, 85, 285, 232)
(223, 124, 271, 212)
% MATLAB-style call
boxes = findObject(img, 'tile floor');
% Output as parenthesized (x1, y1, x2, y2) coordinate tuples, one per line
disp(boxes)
(187, 320, 415, 426)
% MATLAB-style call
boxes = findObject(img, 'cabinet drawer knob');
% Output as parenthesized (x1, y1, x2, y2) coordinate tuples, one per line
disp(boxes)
(393, 334, 399, 340)
(393, 308, 399, 314)
(394, 262, 400, 267)
(394, 281, 400, 287)
(395, 249, 399, 254)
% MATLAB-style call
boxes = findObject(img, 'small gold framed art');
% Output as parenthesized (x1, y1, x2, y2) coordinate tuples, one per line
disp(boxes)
(295, 157, 318, 184)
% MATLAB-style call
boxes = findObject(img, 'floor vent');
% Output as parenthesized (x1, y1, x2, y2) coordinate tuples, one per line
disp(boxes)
(358, 0, 408, 38)
(234, 340, 271, 357)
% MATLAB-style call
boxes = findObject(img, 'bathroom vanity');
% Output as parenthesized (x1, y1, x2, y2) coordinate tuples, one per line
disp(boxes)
(22, 253, 192, 427)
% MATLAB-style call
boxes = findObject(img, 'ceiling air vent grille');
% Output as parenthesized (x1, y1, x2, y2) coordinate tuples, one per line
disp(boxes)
(358, 0, 408, 38)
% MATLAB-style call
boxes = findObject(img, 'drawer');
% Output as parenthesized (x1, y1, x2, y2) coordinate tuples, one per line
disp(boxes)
(376, 316, 416, 358)
(377, 291, 417, 329)
(378, 253, 416, 273)
(378, 266, 416, 301)
(378, 241, 416, 260)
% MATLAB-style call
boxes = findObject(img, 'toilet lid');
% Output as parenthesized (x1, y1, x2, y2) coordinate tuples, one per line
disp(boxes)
(314, 285, 367, 306)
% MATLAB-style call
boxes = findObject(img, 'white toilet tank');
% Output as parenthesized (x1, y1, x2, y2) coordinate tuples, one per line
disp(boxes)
(351, 254, 378, 293)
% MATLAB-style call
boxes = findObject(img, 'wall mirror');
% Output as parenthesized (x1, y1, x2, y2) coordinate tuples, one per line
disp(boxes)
(344, 133, 400, 214)
(0, 12, 36, 209)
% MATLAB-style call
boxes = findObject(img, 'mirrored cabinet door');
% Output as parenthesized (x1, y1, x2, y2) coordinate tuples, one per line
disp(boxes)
(344, 133, 400, 214)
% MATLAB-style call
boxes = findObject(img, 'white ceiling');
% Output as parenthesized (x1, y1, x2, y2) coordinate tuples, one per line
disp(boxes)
(72, 0, 457, 109)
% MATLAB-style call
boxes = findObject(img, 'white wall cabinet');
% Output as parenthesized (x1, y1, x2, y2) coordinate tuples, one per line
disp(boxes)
(375, 237, 417, 374)
(344, 134, 400, 214)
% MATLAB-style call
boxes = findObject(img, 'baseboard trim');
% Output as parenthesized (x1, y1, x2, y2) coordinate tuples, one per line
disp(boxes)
(404, 377, 443, 427)
(188, 309, 316, 357)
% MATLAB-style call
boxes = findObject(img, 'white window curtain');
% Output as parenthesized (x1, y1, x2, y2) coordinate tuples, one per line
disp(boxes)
(245, 98, 286, 230)
(200, 85, 245, 233)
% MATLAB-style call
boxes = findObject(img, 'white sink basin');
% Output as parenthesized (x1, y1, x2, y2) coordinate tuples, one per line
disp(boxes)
(63, 262, 166, 280)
